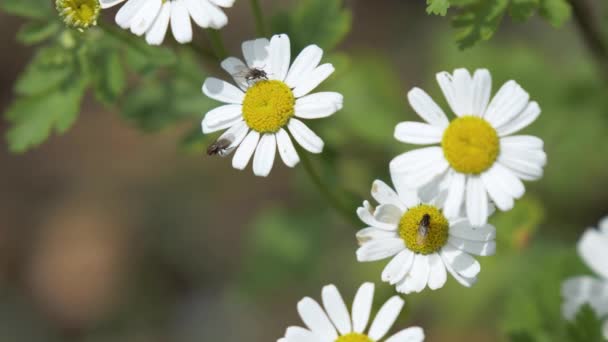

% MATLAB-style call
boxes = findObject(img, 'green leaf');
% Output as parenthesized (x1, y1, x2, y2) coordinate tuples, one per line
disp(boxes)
(14, 45, 74, 96)
(271, 0, 351, 52)
(91, 50, 126, 105)
(427, 0, 451, 16)
(510, 0, 540, 22)
(539, 0, 572, 27)
(452, 0, 509, 49)
(566, 305, 604, 342)
(16, 21, 60, 45)
(5, 78, 87, 153)
(0, 0, 52, 18)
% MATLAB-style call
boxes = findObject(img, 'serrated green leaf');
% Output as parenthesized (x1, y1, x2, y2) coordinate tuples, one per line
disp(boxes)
(271, 0, 351, 52)
(539, 0, 572, 27)
(5, 78, 87, 153)
(510, 0, 540, 22)
(427, 0, 451, 16)
(14, 45, 75, 96)
(452, 0, 509, 49)
(0, 0, 52, 18)
(16, 21, 60, 45)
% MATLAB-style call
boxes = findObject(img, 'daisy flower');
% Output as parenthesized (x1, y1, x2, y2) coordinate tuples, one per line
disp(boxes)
(278, 282, 424, 342)
(99, 0, 234, 45)
(562, 216, 608, 340)
(356, 177, 496, 294)
(201, 34, 342, 177)
(390, 68, 547, 227)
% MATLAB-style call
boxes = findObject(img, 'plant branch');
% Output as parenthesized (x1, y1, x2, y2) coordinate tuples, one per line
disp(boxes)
(206, 29, 228, 61)
(298, 150, 359, 227)
(250, 0, 268, 36)
(569, 0, 608, 82)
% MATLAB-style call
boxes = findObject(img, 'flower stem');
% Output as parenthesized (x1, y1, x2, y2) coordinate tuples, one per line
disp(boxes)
(568, 0, 608, 83)
(250, 0, 268, 36)
(206, 29, 228, 61)
(298, 151, 359, 226)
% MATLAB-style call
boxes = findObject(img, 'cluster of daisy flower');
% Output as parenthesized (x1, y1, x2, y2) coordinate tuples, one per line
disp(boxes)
(53, 0, 608, 339)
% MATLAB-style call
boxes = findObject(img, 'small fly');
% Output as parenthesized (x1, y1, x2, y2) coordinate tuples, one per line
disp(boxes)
(416, 214, 431, 246)
(234, 66, 269, 84)
(207, 136, 234, 157)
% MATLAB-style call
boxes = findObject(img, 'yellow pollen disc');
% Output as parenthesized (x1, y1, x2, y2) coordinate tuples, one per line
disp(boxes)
(335, 333, 375, 342)
(441, 116, 499, 174)
(56, 0, 100, 30)
(399, 204, 449, 255)
(242, 80, 295, 133)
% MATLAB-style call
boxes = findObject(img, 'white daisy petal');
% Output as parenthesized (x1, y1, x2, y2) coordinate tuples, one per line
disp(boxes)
(284, 326, 317, 342)
(452, 68, 474, 115)
(293, 64, 335, 98)
(209, 0, 235, 7)
(357, 227, 398, 244)
(321, 285, 351, 335)
(374, 204, 403, 225)
(285, 45, 323, 89)
(252, 134, 277, 177)
(578, 229, 608, 280)
(220, 57, 249, 90)
(368, 296, 405, 341)
(436, 71, 459, 116)
(352, 282, 374, 333)
(480, 166, 515, 211)
(242, 38, 270, 69)
(501, 135, 544, 150)
(409, 254, 431, 293)
(600, 216, 608, 235)
(184, 0, 211, 28)
(169, 0, 192, 43)
(269, 34, 291, 81)
(382, 249, 415, 285)
(390, 173, 422, 208)
(407, 87, 449, 127)
(357, 202, 397, 231)
(295, 92, 343, 119)
(449, 236, 496, 256)
(497, 156, 544, 181)
(384, 327, 425, 342)
(100, 0, 126, 9)
(449, 220, 496, 242)
(465, 176, 488, 227)
(427, 253, 448, 290)
(471, 69, 492, 116)
(115, 0, 146, 28)
(202, 77, 245, 104)
(297, 298, 337, 340)
(394, 122, 444, 145)
(287, 119, 324, 153)
(496, 101, 541, 136)
(201, 104, 242, 133)
(356, 238, 405, 262)
(440, 251, 477, 288)
(562, 276, 608, 319)
(371, 180, 407, 210)
(145, 1, 171, 45)
(129, 0, 161, 36)
(440, 244, 480, 279)
(199, 0, 228, 29)
(276, 128, 300, 167)
(442, 172, 465, 219)
(484, 81, 530, 128)
(390, 147, 449, 189)
(232, 130, 259, 170)
(217, 120, 249, 153)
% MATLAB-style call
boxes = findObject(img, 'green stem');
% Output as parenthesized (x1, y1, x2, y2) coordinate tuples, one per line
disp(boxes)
(298, 151, 359, 226)
(206, 29, 228, 61)
(250, 0, 268, 36)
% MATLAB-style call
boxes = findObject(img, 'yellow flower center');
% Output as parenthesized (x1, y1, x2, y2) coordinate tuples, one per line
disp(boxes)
(335, 333, 374, 342)
(441, 116, 499, 174)
(56, 0, 100, 30)
(399, 204, 449, 255)
(242, 80, 295, 133)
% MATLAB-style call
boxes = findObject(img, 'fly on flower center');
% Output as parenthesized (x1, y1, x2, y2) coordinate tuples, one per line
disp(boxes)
(56, 0, 100, 29)
(399, 204, 449, 255)
(441, 116, 499, 174)
(335, 332, 375, 342)
(242, 80, 295, 133)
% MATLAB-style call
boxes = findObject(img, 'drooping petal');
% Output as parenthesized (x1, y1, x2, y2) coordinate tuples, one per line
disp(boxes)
(199, 0, 228, 29)
(440, 244, 480, 279)
(129, 0, 162, 36)
(184, 0, 211, 28)
(442, 172, 466, 219)
(145, 1, 171, 45)
(169, 0, 192, 43)
(116, 0, 146, 29)
(465, 176, 489, 227)
(252, 133, 277, 177)
(427, 253, 448, 290)
(100, 0, 126, 9)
